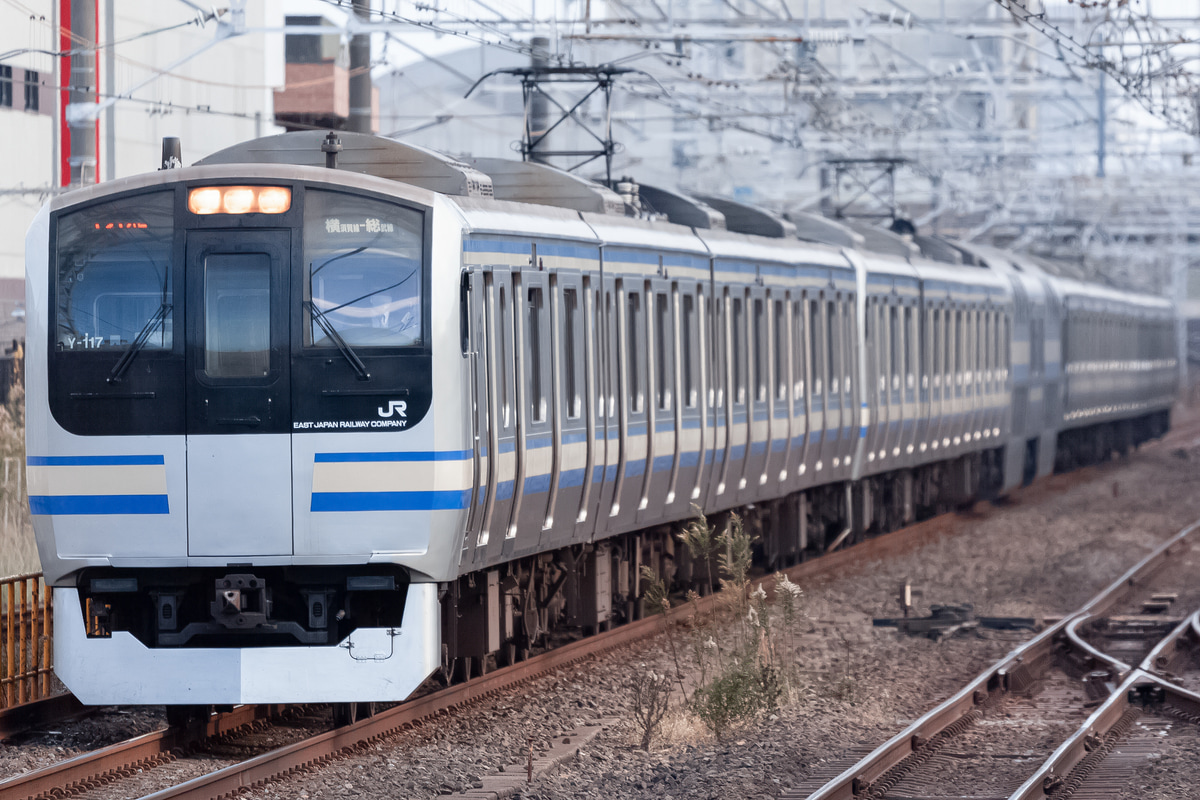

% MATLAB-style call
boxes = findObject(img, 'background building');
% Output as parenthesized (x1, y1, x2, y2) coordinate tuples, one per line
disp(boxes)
(0, 0, 285, 283)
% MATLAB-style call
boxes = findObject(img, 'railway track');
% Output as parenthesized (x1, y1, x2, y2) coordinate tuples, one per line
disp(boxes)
(4, 421, 1200, 800)
(0, 478, 1045, 800)
(792, 517, 1200, 800)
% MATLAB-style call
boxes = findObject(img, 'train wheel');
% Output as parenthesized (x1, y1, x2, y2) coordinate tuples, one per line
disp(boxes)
(166, 704, 211, 729)
(332, 701, 376, 727)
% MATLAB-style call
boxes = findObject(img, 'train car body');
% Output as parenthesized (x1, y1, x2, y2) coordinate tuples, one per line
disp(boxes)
(25, 133, 1179, 706)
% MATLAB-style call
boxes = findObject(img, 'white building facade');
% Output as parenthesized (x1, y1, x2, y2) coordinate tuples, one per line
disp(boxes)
(0, 0, 285, 280)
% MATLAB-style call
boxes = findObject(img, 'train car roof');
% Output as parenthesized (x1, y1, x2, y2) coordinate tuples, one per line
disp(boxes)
(46, 162, 446, 214)
(452, 195, 600, 243)
(694, 226, 850, 269)
(579, 210, 712, 255)
(1051, 275, 1174, 311)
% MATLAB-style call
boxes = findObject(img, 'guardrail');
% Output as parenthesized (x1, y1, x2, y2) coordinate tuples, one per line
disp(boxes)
(0, 573, 53, 708)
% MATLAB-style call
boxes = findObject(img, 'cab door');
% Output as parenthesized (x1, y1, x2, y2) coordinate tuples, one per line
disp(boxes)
(185, 230, 293, 557)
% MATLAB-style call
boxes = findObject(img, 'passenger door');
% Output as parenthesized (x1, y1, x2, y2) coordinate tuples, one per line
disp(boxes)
(184, 230, 293, 557)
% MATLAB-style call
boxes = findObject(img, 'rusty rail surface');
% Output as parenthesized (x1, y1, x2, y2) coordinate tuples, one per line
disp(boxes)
(0, 704, 284, 800)
(798, 517, 1199, 800)
(0, 574, 52, 709)
(3, 431, 1193, 798)
(0, 500, 987, 800)
(1010, 669, 1200, 800)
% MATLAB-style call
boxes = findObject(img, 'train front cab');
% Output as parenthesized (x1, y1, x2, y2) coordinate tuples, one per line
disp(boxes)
(25, 168, 471, 704)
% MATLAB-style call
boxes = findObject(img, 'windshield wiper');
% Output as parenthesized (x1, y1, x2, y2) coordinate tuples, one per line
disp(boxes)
(108, 303, 171, 384)
(306, 300, 371, 381)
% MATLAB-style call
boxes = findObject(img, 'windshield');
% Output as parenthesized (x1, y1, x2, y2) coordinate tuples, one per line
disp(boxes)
(304, 189, 424, 348)
(54, 193, 173, 352)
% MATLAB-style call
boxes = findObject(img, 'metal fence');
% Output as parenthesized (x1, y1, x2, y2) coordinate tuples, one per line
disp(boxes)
(0, 573, 53, 708)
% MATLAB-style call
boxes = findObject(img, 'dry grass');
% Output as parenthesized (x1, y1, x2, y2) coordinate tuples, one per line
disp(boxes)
(0, 385, 38, 579)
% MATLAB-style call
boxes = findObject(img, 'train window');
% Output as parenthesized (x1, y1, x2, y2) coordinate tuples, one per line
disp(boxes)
(954, 310, 963, 382)
(682, 293, 696, 409)
(304, 190, 423, 348)
(810, 299, 823, 395)
(773, 300, 786, 401)
(655, 292, 672, 411)
(54, 192, 174, 352)
(753, 298, 767, 403)
(711, 296, 725, 411)
(904, 306, 914, 389)
(889, 305, 899, 390)
(1031, 317, 1045, 375)
(498, 284, 511, 428)
(792, 301, 805, 400)
(203, 253, 270, 379)
(827, 301, 838, 395)
(563, 287, 581, 419)
(627, 290, 643, 413)
(528, 287, 546, 423)
(732, 296, 745, 405)
(844, 299, 854, 396)
(604, 292, 615, 417)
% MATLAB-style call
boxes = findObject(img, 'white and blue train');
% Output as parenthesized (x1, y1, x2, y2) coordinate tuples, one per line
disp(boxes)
(25, 132, 1178, 709)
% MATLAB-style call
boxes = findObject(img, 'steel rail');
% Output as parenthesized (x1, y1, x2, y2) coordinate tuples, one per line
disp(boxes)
(121, 496, 997, 800)
(801, 517, 1200, 800)
(0, 493, 987, 800)
(1140, 608, 1200, 676)
(1063, 613, 1133, 675)
(0, 704, 281, 800)
(2, 453, 1180, 800)
(1011, 670, 1200, 800)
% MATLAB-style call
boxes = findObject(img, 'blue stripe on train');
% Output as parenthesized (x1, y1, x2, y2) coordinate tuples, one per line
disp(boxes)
(29, 494, 169, 515)
(315, 451, 472, 463)
(311, 490, 471, 512)
(28, 455, 165, 466)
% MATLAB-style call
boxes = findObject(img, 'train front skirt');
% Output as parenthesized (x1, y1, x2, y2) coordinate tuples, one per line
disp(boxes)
(52, 583, 440, 705)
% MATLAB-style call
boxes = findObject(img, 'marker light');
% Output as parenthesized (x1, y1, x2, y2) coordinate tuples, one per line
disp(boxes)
(188, 186, 292, 215)
(188, 187, 222, 215)
(222, 187, 255, 214)
(257, 186, 291, 214)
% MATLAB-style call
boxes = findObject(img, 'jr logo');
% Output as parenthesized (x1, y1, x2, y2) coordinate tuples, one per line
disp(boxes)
(378, 400, 408, 418)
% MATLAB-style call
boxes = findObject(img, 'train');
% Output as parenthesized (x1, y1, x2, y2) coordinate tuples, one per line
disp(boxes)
(25, 131, 1179, 711)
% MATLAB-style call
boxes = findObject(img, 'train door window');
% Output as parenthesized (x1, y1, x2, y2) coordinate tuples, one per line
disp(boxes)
(792, 300, 805, 400)
(1031, 316, 1045, 376)
(729, 296, 739, 407)
(889, 305, 900, 392)
(655, 291, 672, 411)
(712, 295, 726, 412)
(627, 290, 644, 413)
(563, 287, 582, 419)
(752, 297, 766, 403)
(843, 298, 855, 397)
(603, 291, 615, 417)
(809, 299, 823, 396)
(681, 292, 696, 409)
(975, 310, 983, 387)
(527, 287, 547, 423)
(773, 299, 787, 401)
(1002, 311, 1009, 376)
(204, 254, 270, 379)
(942, 309, 951, 387)
(904, 305, 914, 390)
(954, 310, 963, 385)
(498, 285, 511, 427)
(994, 312, 1002, 379)
(827, 300, 838, 395)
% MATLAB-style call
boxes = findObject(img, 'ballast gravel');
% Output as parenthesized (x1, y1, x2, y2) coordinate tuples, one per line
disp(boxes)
(5, 412, 1200, 798)
(235, 411, 1200, 800)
